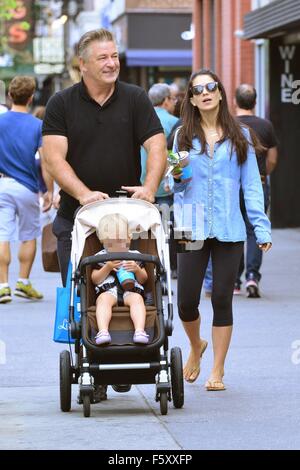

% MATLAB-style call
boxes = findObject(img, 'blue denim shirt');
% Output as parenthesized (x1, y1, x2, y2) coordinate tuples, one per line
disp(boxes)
(173, 129, 272, 244)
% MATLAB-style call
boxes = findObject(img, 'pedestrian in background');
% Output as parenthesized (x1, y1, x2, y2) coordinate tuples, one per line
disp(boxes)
(0, 76, 53, 304)
(32, 105, 59, 225)
(32, 106, 47, 195)
(42, 28, 166, 287)
(140, 83, 178, 281)
(170, 84, 185, 120)
(234, 84, 278, 297)
(172, 69, 272, 390)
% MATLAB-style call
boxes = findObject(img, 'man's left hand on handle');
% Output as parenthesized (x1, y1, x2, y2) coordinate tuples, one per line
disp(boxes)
(79, 190, 109, 206)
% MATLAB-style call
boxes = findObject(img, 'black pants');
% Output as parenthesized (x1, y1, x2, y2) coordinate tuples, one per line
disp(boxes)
(52, 214, 73, 287)
(177, 238, 244, 326)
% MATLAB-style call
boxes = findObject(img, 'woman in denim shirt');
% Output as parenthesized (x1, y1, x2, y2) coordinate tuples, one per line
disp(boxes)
(173, 69, 272, 390)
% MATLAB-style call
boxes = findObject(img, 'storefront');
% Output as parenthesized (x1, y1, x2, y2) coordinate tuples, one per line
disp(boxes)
(112, 12, 192, 89)
(244, 0, 300, 228)
(0, 0, 34, 82)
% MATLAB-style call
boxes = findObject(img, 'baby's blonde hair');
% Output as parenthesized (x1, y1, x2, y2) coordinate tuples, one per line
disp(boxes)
(96, 213, 130, 242)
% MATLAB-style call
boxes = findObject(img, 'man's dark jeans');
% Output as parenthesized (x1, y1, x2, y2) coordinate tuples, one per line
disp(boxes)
(237, 183, 270, 284)
(52, 214, 73, 286)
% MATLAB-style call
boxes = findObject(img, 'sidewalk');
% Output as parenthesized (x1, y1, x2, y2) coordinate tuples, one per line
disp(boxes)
(0, 229, 299, 450)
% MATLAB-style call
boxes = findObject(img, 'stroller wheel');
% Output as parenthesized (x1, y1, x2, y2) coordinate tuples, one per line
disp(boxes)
(171, 347, 184, 408)
(160, 392, 168, 415)
(83, 395, 91, 417)
(60, 350, 72, 412)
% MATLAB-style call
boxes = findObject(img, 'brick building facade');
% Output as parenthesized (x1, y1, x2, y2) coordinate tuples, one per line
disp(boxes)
(110, 0, 193, 88)
(192, 0, 254, 109)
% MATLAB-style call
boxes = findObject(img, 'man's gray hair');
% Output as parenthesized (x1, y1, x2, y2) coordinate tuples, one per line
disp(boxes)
(148, 83, 171, 106)
(78, 28, 116, 60)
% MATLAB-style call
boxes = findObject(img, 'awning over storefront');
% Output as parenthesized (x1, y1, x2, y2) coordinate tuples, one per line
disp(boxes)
(126, 49, 192, 67)
(244, 0, 300, 39)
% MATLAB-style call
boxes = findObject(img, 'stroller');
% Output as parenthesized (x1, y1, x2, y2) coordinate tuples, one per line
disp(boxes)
(59, 197, 184, 417)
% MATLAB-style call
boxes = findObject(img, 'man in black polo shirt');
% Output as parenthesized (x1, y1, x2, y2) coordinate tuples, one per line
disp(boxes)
(235, 84, 278, 298)
(43, 28, 166, 286)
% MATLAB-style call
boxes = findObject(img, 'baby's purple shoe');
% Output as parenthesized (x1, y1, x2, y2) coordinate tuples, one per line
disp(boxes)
(133, 330, 149, 344)
(95, 330, 111, 345)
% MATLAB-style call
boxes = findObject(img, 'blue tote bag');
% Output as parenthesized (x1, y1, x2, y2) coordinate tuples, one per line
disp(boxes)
(53, 263, 81, 343)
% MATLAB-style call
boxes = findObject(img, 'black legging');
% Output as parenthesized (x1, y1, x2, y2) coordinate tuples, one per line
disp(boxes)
(177, 238, 244, 326)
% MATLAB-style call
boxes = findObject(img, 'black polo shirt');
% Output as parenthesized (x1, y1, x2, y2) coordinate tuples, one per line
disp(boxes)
(42, 80, 163, 220)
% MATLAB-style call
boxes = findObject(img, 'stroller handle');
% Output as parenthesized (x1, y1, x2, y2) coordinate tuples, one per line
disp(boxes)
(79, 252, 163, 276)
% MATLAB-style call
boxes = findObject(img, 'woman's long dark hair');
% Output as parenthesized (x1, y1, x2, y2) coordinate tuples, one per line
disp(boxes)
(177, 69, 262, 164)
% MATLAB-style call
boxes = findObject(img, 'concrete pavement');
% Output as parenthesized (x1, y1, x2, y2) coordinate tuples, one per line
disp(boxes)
(0, 229, 299, 450)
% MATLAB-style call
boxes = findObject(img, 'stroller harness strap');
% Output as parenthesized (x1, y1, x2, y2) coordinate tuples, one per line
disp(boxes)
(95, 276, 144, 298)
(95, 280, 117, 295)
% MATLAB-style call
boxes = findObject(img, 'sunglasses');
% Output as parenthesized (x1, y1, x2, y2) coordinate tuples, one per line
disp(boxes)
(191, 81, 219, 96)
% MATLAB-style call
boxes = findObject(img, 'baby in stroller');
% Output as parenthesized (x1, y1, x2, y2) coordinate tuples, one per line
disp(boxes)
(91, 213, 149, 345)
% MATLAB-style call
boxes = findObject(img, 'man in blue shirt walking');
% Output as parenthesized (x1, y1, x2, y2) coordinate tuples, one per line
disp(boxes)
(0, 76, 53, 303)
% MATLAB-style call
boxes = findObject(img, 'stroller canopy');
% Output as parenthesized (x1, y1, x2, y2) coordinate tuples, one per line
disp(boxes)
(70, 198, 167, 269)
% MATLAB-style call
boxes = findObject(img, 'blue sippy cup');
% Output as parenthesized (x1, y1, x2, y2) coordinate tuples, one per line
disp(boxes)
(178, 151, 192, 183)
(117, 266, 135, 290)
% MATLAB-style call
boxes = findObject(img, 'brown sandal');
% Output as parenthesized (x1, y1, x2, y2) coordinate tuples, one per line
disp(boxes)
(205, 379, 226, 391)
(184, 340, 208, 383)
